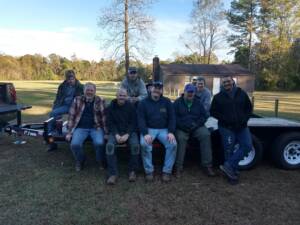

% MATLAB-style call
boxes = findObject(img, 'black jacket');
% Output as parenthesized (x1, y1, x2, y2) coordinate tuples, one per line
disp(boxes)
(137, 96, 176, 135)
(210, 87, 252, 130)
(106, 99, 137, 135)
(173, 95, 208, 132)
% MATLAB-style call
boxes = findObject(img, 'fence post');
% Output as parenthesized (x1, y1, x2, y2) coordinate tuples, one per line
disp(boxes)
(275, 98, 279, 117)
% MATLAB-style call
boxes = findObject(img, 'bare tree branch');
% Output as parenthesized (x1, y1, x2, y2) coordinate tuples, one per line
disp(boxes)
(98, 0, 155, 71)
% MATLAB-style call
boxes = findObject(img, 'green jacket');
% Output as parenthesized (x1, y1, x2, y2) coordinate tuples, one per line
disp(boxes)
(53, 80, 83, 108)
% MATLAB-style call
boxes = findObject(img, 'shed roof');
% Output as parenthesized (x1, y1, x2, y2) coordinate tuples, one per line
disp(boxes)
(160, 64, 253, 76)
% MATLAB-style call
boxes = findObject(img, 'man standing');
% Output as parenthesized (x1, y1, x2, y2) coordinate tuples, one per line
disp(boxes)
(105, 88, 140, 185)
(210, 75, 253, 184)
(174, 84, 215, 177)
(195, 77, 212, 115)
(47, 70, 83, 151)
(137, 81, 177, 182)
(66, 82, 106, 172)
(120, 66, 147, 104)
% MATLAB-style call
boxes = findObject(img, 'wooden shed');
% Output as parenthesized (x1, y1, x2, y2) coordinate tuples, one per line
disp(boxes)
(152, 57, 255, 96)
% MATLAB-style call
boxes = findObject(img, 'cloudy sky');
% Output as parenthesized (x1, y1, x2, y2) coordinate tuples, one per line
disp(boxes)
(0, 0, 233, 62)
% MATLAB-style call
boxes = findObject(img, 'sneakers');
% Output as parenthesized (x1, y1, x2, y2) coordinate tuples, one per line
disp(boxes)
(162, 173, 171, 182)
(128, 171, 137, 182)
(219, 164, 238, 180)
(202, 166, 217, 177)
(107, 175, 118, 185)
(47, 143, 57, 152)
(145, 173, 154, 182)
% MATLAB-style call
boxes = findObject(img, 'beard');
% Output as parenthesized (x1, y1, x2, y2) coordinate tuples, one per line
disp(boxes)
(152, 93, 160, 101)
(85, 95, 95, 102)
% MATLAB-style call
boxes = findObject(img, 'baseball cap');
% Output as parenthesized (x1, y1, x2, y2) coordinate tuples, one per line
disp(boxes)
(184, 83, 196, 93)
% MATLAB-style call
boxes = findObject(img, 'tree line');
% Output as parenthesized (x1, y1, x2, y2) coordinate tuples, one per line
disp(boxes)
(0, 53, 152, 81)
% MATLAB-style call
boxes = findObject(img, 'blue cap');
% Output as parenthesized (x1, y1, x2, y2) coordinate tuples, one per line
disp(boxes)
(184, 83, 196, 93)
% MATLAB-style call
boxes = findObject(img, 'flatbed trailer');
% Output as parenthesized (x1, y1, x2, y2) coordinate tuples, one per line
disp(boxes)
(5, 115, 300, 170)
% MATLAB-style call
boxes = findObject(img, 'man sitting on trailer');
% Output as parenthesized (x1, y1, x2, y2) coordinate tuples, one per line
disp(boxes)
(210, 75, 253, 184)
(174, 83, 216, 178)
(138, 81, 177, 182)
(47, 70, 83, 151)
(105, 88, 140, 185)
(65, 82, 106, 172)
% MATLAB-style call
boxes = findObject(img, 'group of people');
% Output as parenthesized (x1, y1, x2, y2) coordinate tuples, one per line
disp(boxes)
(47, 67, 253, 185)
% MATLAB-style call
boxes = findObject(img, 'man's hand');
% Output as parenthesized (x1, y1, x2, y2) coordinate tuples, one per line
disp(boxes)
(65, 133, 72, 142)
(167, 133, 176, 144)
(144, 134, 153, 145)
(120, 133, 129, 143)
(115, 134, 122, 144)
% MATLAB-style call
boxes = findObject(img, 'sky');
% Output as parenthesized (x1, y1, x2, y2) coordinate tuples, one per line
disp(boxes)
(0, 0, 233, 63)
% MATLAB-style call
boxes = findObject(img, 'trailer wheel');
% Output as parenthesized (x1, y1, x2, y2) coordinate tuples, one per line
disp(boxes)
(272, 132, 300, 169)
(238, 135, 263, 170)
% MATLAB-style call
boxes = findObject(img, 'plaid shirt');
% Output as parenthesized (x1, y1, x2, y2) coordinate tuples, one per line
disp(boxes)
(67, 95, 107, 134)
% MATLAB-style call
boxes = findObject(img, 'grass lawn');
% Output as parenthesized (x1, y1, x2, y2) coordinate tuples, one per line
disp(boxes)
(1, 81, 300, 225)
(253, 91, 300, 121)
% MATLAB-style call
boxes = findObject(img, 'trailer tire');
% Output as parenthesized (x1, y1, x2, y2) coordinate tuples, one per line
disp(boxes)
(272, 132, 300, 169)
(238, 135, 263, 170)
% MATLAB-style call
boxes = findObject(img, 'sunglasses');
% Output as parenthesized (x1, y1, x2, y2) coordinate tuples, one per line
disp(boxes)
(129, 71, 137, 74)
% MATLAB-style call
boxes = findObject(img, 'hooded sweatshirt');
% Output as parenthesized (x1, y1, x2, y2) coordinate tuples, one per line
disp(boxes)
(210, 84, 252, 130)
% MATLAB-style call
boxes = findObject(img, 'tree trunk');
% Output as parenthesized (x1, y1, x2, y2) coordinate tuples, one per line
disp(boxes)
(124, 0, 129, 74)
(248, 1, 254, 71)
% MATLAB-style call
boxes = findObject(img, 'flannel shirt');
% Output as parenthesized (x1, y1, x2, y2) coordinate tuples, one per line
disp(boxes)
(67, 95, 107, 134)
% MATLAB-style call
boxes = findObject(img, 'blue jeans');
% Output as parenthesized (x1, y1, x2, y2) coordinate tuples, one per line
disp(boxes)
(106, 132, 140, 176)
(48, 105, 70, 133)
(140, 128, 177, 174)
(70, 128, 105, 163)
(218, 126, 252, 171)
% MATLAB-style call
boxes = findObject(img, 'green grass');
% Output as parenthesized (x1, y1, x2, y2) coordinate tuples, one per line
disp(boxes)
(253, 91, 300, 121)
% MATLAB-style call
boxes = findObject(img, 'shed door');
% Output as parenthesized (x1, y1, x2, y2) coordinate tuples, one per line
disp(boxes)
(212, 78, 220, 95)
